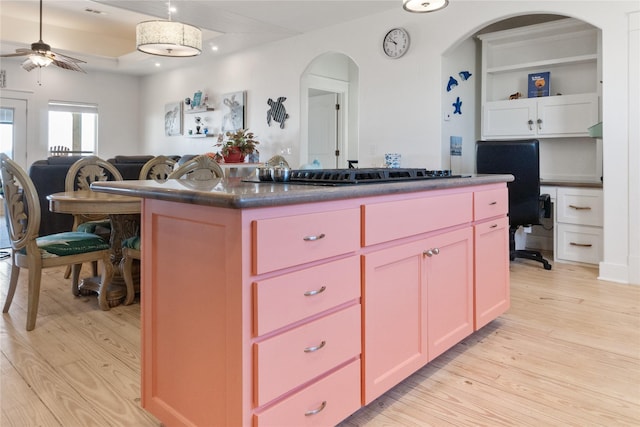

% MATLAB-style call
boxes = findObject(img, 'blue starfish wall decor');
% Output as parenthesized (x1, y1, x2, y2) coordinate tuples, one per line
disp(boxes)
(452, 97, 462, 115)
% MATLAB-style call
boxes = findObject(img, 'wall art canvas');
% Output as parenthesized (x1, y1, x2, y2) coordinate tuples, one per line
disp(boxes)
(221, 91, 246, 132)
(164, 101, 182, 136)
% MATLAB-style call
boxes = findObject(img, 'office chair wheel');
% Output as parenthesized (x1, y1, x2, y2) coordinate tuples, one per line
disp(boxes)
(544, 263, 552, 270)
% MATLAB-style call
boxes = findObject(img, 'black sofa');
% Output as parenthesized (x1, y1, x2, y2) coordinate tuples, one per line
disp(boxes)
(28, 155, 180, 237)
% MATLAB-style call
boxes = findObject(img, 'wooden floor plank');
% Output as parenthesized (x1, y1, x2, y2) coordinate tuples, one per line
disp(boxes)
(1, 257, 639, 426)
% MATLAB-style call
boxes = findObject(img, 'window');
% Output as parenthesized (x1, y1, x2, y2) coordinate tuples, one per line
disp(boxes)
(48, 101, 98, 155)
(0, 107, 14, 159)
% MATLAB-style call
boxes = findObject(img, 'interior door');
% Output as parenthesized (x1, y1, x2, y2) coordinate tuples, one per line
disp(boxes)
(308, 92, 339, 168)
(0, 97, 28, 170)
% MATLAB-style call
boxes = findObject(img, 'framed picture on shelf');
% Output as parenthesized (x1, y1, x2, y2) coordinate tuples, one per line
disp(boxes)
(164, 101, 182, 136)
(528, 71, 550, 98)
(221, 91, 246, 132)
(192, 91, 203, 108)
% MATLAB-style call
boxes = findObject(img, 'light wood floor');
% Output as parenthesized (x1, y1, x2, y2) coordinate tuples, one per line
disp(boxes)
(1, 257, 639, 426)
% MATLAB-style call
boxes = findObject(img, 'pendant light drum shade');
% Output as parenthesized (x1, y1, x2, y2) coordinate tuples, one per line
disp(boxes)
(136, 20, 202, 57)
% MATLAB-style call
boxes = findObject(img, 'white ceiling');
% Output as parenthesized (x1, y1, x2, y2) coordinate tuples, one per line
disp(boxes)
(0, 0, 399, 75)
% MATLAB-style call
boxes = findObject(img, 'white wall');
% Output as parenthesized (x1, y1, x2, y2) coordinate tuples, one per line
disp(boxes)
(0, 62, 141, 166)
(136, 1, 638, 284)
(1, 1, 636, 284)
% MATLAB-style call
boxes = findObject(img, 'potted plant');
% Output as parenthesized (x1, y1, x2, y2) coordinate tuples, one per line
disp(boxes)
(215, 129, 259, 163)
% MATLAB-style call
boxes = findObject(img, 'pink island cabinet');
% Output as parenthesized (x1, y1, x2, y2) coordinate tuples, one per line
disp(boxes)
(137, 182, 509, 426)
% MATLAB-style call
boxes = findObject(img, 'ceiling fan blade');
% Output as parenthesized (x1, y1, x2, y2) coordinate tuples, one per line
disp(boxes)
(50, 50, 86, 64)
(51, 58, 86, 73)
(0, 51, 32, 58)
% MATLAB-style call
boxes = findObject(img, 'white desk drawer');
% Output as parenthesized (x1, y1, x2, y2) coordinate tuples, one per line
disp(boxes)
(557, 223, 603, 264)
(557, 188, 603, 227)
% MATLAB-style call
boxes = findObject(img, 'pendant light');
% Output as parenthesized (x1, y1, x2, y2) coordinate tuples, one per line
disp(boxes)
(136, 1, 202, 57)
(403, 0, 449, 13)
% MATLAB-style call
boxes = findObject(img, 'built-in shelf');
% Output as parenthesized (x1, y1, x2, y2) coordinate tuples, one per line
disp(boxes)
(185, 106, 214, 114)
(186, 134, 214, 138)
(486, 54, 598, 74)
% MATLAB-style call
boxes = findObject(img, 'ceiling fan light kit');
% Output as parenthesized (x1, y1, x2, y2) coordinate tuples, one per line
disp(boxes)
(136, 20, 202, 57)
(0, 0, 86, 73)
(402, 0, 449, 13)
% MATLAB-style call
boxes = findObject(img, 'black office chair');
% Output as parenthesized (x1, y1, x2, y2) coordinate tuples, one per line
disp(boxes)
(476, 139, 552, 270)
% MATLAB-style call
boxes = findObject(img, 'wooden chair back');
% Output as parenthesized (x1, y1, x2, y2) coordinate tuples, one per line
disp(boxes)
(65, 156, 123, 191)
(168, 155, 224, 181)
(139, 155, 177, 182)
(50, 145, 71, 156)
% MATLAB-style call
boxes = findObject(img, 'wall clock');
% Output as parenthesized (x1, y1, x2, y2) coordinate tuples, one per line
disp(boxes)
(383, 28, 410, 59)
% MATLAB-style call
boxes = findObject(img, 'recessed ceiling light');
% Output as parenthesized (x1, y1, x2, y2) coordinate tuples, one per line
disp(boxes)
(155, 62, 161, 67)
(211, 46, 219, 52)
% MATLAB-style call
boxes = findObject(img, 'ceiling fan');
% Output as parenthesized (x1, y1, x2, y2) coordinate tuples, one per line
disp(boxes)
(0, 0, 86, 73)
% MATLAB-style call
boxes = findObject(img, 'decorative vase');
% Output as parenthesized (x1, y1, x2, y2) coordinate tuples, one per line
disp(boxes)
(223, 147, 245, 163)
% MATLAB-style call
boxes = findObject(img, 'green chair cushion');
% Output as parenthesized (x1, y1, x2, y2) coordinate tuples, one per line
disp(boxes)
(22, 232, 110, 258)
(77, 220, 111, 233)
(122, 236, 141, 250)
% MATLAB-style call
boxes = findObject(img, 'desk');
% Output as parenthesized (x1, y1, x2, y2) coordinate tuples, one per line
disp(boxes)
(47, 191, 141, 307)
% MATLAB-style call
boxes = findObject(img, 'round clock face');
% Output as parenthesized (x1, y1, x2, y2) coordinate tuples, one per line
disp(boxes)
(383, 28, 410, 58)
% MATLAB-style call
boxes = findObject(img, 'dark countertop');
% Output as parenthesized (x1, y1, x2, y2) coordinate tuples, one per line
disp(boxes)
(91, 174, 513, 209)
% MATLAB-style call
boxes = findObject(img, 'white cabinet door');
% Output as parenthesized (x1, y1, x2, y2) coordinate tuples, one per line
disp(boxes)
(483, 99, 536, 138)
(537, 93, 599, 137)
(482, 93, 598, 139)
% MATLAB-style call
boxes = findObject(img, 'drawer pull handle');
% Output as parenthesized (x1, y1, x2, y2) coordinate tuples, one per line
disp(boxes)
(570, 242, 593, 247)
(304, 401, 327, 416)
(537, 118, 543, 130)
(528, 119, 534, 130)
(304, 340, 326, 353)
(304, 286, 327, 297)
(303, 233, 326, 242)
(489, 201, 497, 205)
(569, 205, 592, 210)
(490, 224, 498, 228)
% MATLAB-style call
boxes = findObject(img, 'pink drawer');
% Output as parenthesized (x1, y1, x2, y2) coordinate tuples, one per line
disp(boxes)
(253, 208, 360, 274)
(474, 187, 508, 220)
(254, 304, 361, 406)
(254, 359, 361, 427)
(363, 192, 472, 246)
(253, 257, 360, 336)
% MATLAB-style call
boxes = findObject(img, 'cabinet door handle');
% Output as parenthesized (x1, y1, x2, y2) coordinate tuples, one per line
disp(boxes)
(304, 340, 326, 353)
(489, 201, 497, 205)
(570, 242, 593, 247)
(423, 248, 440, 257)
(304, 286, 327, 297)
(537, 118, 543, 130)
(304, 400, 327, 416)
(528, 119, 534, 130)
(569, 205, 592, 210)
(303, 233, 326, 241)
(490, 224, 498, 228)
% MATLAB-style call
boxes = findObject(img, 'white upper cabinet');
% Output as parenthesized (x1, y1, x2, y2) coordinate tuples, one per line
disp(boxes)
(478, 18, 600, 140)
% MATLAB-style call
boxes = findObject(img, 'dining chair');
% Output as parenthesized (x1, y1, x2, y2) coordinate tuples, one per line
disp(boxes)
(63, 156, 123, 278)
(119, 156, 177, 305)
(139, 155, 177, 182)
(168, 154, 224, 180)
(0, 154, 114, 330)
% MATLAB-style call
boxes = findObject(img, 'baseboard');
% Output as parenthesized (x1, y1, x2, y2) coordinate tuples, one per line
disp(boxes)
(598, 261, 631, 285)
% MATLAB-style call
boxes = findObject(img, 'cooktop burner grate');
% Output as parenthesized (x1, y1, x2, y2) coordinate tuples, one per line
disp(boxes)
(288, 168, 463, 184)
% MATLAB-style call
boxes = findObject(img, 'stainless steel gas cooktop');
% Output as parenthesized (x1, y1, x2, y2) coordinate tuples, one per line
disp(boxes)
(251, 168, 469, 185)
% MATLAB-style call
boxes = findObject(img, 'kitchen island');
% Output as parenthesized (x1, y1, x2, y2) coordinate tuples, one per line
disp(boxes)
(92, 174, 512, 427)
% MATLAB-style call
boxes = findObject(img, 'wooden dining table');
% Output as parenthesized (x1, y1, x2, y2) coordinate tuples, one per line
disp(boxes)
(47, 190, 141, 308)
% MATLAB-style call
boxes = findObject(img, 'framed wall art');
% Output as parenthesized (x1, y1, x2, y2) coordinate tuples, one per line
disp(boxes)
(221, 91, 246, 132)
(164, 101, 183, 136)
